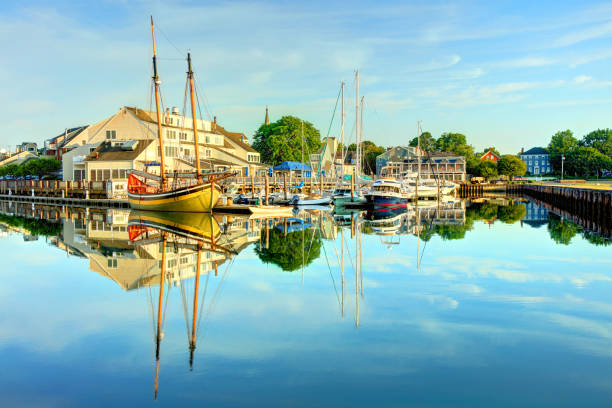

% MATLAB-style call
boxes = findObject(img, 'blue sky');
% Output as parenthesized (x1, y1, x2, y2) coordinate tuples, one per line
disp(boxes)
(2, 0, 612, 154)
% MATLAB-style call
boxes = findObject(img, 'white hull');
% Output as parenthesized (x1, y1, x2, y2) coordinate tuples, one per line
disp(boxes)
(296, 197, 332, 206)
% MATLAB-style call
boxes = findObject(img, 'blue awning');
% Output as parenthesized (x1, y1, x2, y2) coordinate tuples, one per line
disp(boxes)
(273, 161, 312, 171)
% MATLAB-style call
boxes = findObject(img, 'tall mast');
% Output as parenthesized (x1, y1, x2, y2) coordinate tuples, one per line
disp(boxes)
(151, 16, 166, 186)
(340, 81, 345, 181)
(187, 53, 202, 180)
(360, 96, 364, 174)
(355, 70, 359, 188)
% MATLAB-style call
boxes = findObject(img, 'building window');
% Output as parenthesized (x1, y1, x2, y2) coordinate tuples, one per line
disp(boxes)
(120, 169, 127, 179)
(166, 130, 177, 140)
(179, 132, 187, 141)
(215, 135, 222, 145)
(205, 149, 211, 158)
(105, 130, 117, 140)
(103, 169, 111, 180)
(107, 259, 118, 268)
(165, 146, 178, 157)
(206, 135, 211, 144)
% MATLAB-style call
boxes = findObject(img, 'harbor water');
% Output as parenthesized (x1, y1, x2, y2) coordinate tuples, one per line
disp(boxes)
(0, 196, 611, 407)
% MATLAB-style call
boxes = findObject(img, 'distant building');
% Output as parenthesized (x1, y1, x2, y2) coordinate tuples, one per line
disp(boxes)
(480, 150, 500, 162)
(520, 147, 550, 175)
(0, 150, 38, 168)
(17, 142, 38, 154)
(310, 137, 338, 177)
(62, 143, 101, 181)
(376, 146, 466, 182)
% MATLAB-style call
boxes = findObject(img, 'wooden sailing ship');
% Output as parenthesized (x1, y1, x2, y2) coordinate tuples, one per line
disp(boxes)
(128, 17, 232, 212)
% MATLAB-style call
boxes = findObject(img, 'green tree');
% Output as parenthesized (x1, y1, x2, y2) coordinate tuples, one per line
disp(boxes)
(580, 129, 612, 157)
(436, 132, 475, 159)
(548, 130, 578, 172)
(477, 160, 498, 180)
(565, 147, 612, 177)
(254, 226, 322, 271)
(497, 155, 527, 179)
(22, 158, 61, 177)
(409, 131, 436, 152)
(252, 116, 321, 165)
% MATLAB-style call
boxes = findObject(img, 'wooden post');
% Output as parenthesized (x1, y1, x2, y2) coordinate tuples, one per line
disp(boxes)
(319, 174, 323, 195)
(283, 173, 287, 200)
(264, 173, 269, 205)
(250, 170, 255, 199)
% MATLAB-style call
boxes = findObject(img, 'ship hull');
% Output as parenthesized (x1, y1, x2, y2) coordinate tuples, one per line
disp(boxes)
(128, 182, 220, 212)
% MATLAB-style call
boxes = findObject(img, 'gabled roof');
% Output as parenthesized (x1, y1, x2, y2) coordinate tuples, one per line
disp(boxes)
(480, 150, 500, 160)
(48, 126, 88, 147)
(85, 140, 154, 162)
(273, 161, 312, 171)
(523, 147, 548, 155)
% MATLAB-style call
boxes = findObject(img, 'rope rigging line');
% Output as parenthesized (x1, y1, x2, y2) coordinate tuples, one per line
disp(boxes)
(317, 225, 342, 307)
(317, 85, 342, 176)
(194, 73, 214, 122)
(155, 23, 185, 57)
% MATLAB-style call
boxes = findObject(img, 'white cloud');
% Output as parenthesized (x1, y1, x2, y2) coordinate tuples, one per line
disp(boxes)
(573, 75, 592, 83)
(555, 21, 612, 47)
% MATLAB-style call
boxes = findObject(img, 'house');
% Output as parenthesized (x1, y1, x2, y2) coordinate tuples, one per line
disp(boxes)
(310, 137, 338, 177)
(17, 142, 38, 154)
(376, 147, 466, 182)
(520, 147, 550, 175)
(62, 143, 101, 181)
(480, 150, 500, 162)
(54, 106, 261, 176)
(0, 150, 38, 168)
(43, 126, 89, 160)
(84, 139, 158, 181)
(521, 201, 549, 228)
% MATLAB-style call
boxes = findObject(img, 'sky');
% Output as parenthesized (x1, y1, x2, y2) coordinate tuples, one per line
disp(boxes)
(2, 0, 612, 154)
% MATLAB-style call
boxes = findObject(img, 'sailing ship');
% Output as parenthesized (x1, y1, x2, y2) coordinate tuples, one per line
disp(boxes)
(128, 17, 232, 212)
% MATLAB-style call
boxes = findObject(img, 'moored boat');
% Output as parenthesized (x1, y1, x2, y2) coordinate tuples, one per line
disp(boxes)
(364, 178, 408, 211)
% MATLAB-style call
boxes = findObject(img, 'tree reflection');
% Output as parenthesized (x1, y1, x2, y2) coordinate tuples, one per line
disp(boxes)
(547, 214, 582, 245)
(255, 226, 322, 272)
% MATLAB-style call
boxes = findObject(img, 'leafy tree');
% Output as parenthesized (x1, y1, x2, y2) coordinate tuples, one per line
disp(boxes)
(477, 160, 498, 179)
(254, 226, 322, 271)
(547, 214, 581, 245)
(498, 155, 527, 179)
(436, 132, 475, 159)
(409, 131, 436, 152)
(22, 158, 61, 177)
(565, 147, 612, 177)
(548, 130, 578, 172)
(580, 129, 612, 157)
(252, 116, 321, 165)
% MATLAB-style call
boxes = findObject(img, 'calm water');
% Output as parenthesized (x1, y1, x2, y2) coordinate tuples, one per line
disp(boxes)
(0, 197, 611, 407)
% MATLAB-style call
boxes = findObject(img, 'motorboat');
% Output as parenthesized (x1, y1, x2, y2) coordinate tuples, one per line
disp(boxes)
(364, 178, 409, 210)
(331, 186, 366, 205)
(289, 194, 333, 206)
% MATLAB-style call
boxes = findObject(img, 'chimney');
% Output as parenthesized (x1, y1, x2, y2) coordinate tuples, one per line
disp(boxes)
(172, 106, 179, 115)
(521, 147, 524, 154)
(213, 116, 217, 132)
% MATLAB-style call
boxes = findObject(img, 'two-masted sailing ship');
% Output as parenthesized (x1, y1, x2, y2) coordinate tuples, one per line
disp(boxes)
(128, 17, 232, 212)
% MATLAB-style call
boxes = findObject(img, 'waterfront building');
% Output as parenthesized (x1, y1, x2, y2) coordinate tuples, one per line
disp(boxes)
(56, 106, 261, 177)
(62, 143, 101, 181)
(520, 147, 551, 175)
(43, 126, 89, 160)
(480, 150, 500, 162)
(377, 147, 466, 182)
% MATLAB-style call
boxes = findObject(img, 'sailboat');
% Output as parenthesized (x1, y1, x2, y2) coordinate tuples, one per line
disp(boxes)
(128, 17, 232, 212)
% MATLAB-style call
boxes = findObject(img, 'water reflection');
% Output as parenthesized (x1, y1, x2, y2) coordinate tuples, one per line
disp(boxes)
(0, 196, 610, 405)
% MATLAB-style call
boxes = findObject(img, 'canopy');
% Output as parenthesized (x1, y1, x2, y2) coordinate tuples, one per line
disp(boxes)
(273, 161, 312, 171)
